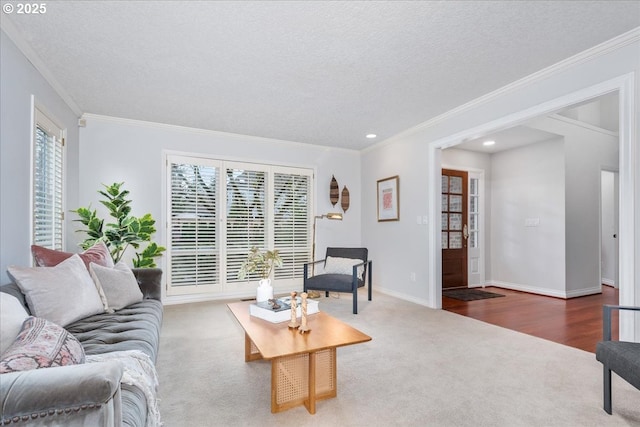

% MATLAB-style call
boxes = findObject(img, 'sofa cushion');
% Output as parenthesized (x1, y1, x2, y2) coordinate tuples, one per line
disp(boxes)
(324, 256, 364, 280)
(0, 293, 30, 355)
(90, 262, 144, 312)
(0, 317, 85, 373)
(7, 254, 105, 327)
(32, 241, 114, 270)
(66, 299, 163, 363)
(122, 383, 148, 427)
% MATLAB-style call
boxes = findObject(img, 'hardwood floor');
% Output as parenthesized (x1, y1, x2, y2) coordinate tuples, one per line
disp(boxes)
(443, 286, 619, 353)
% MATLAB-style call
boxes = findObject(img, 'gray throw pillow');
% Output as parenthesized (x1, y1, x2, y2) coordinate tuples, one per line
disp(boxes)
(89, 262, 143, 312)
(7, 254, 105, 327)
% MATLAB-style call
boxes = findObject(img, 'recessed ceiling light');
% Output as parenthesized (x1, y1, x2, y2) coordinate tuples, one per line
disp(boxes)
(366, 134, 377, 139)
(483, 140, 496, 146)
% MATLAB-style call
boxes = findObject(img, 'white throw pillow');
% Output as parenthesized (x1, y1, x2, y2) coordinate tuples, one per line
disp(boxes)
(89, 262, 143, 312)
(0, 292, 29, 355)
(7, 254, 105, 327)
(324, 256, 365, 280)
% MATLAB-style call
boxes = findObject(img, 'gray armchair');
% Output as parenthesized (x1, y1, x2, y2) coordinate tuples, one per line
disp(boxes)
(595, 305, 640, 414)
(303, 247, 372, 314)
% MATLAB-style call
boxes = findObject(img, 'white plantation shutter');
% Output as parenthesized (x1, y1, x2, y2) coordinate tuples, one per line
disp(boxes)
(225, 165, 267, 283)
(274, 171, 311, 280)
(33, 109, 64, 250)
(168, 157, 220, 289)
(166, 156, 313, 296)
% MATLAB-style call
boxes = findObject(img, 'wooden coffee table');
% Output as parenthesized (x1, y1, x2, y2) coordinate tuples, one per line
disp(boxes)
(227, 301, 371, 414)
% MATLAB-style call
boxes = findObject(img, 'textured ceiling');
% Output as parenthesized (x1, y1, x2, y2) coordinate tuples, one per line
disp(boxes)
(2, 1, 639, 150)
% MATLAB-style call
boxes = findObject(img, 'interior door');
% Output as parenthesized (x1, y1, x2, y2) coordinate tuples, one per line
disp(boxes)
(442, 169, 468, 289)
(600, 170, 619, 288)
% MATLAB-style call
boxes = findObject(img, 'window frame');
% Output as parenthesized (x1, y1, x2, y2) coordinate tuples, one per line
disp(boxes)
(165, 153, 314, 297)
(31, 104, 66, 254)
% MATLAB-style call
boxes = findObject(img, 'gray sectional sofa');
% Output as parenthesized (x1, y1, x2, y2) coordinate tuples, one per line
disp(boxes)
(0, 268, 163, 426)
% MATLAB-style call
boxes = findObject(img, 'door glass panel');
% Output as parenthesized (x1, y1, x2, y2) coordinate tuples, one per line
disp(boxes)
(449, 213, 462, 230)
(449, 176, 463, 194)
(470, 214, 477, 230)
(442, 232, 448, 249)
(441, 213, 448, 230)
(470, 178, 477, 195)
(449, 232, 462, 249)
(441, 195, 448, 210)
(449, 195, 462, 212)
(441, 176, 448, 193)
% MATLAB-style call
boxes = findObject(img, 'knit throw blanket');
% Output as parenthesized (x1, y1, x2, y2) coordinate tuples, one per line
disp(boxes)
(87, 350, 161, 427)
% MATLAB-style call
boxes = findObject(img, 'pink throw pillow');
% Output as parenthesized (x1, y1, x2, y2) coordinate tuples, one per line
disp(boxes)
(0, 317, 85, 373)
(31, 241, 114, 270)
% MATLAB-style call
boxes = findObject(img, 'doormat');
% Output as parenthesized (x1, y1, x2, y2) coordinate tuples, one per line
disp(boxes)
(443, 289, 505, 301)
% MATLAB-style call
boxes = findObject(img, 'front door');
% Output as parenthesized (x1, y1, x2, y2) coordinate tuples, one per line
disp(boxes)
(442, 169, 468, 289)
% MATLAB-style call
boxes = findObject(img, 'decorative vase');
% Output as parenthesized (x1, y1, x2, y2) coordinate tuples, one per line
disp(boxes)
(256, 278, 273, 302)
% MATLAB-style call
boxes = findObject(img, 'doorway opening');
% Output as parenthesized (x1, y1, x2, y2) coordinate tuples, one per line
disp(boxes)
(427, 74, 636, 341)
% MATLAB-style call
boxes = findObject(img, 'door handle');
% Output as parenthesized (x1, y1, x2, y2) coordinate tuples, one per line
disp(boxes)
(463, 224, 469, 240)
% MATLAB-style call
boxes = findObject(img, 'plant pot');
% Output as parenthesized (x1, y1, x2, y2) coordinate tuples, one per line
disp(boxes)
(256, 278, 273, 302)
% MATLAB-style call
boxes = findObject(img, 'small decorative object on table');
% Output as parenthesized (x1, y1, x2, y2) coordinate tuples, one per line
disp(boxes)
(249, 295, 319, 323)
(237, 246, 283, 303)
(298, 292, 311, 334)
(288, 291, 299, 329)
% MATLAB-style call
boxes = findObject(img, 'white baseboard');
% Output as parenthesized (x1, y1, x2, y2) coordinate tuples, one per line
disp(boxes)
(374, 286, 431, 308)
(601, 278, 616, 287)
(488, 281, 601, 299)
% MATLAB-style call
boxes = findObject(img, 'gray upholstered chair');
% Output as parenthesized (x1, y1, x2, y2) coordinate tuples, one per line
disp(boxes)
(595, 305, 640, 414)
(303, 247, 372, 314)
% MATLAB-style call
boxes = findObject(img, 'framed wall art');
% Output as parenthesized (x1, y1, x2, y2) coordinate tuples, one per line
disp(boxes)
(377, 175, 399, 222)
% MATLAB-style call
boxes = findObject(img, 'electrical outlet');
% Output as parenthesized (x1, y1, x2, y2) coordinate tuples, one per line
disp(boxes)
(525, 218, 540, 227)
(410, 272, 416, 282)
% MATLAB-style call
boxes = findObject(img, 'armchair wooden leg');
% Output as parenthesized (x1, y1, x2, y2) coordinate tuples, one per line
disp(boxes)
(603, 365, 612, 414)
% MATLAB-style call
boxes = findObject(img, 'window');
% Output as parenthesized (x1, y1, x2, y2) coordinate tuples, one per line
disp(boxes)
(273, 172, 310, 280)
(169, 158, 219, 289)
(469, 177, 479, 249)
(166, 155, 313, 296)
(33, 108, 64, 250)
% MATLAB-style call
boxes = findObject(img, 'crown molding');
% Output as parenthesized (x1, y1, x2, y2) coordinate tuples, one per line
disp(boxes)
(366, 26, 640, 153)
(1, 17, 83, 116)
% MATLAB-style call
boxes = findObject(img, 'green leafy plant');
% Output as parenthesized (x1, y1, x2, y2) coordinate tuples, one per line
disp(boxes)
(238, 246, 283, 280)
(73, 182, 165, 267)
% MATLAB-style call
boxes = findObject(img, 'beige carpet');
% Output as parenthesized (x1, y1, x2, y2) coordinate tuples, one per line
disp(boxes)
(157, 290, 640, 426)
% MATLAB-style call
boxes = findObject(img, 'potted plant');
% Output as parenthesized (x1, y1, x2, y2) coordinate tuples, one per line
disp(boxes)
(72, 182, 166, 268)
(238, 246, 283, 302)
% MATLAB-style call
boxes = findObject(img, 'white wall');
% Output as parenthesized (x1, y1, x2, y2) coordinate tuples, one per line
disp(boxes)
(528, 116, 619, 296)
(0, 30, 80, 284)
(361, 138, 431, 304)
(78, 115, 361, 299)
(490, 138, 566, 295)
(361, 36, 640, 341)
